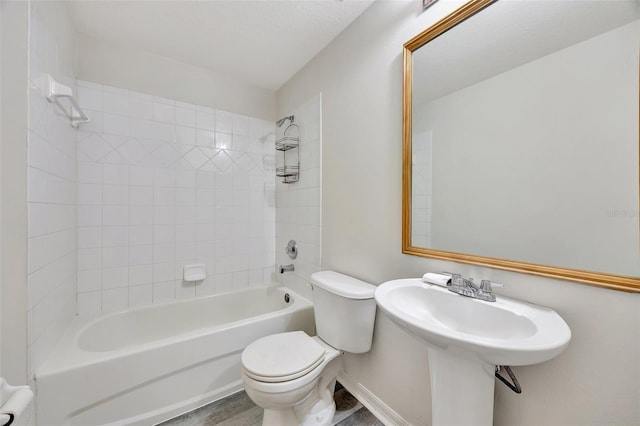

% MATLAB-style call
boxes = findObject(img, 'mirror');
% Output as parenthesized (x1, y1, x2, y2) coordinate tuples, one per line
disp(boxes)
(403, 0, 640, 292)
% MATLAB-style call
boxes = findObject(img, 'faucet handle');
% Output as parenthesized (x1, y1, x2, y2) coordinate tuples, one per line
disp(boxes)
(450, 274, 463, 286)
(480, 280, 503, 293)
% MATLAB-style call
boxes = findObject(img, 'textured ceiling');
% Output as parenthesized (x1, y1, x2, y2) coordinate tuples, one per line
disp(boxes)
(66, 0, 375, 91)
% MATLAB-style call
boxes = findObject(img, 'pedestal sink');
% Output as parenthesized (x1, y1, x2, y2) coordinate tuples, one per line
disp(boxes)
(375, 278, 571, 426)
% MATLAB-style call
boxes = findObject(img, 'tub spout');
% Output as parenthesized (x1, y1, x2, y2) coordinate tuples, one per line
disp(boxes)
(279, 264, 295, 274)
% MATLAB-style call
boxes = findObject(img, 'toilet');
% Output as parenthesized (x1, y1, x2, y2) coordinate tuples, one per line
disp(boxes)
(241, 271, 377, 426)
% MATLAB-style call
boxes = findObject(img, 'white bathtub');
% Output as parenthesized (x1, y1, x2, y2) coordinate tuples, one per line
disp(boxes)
(35, 286, 315, 426)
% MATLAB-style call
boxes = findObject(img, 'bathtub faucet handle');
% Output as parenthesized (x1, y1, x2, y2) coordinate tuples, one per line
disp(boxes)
(279, 264, 295, 274)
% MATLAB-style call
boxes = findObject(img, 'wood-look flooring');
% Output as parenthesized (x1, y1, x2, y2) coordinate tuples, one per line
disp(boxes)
(158, 383, 384, 426)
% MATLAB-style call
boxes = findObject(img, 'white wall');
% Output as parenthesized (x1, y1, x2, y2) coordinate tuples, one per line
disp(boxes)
(27, 0, 78, 377)
(0, 0, 29, 388)
(75, 80, 276, 314)
(417, 21, 639, 276)
(76, 35, 277, 122)
(277, 1, 640, 424)
(275, 94, 322, 299)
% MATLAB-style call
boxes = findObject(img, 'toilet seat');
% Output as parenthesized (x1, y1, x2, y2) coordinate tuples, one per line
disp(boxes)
(242, 331, 326, 383)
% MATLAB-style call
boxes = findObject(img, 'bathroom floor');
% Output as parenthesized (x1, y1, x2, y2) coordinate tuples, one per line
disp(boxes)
(158, 383, 384, 426)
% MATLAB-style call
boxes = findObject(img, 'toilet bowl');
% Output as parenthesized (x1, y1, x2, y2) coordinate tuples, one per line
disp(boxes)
(242, 333, 342, 426)
(241, 271, 377, 426)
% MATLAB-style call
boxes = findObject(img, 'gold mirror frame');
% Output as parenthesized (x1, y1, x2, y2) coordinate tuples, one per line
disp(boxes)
(402, 0, 640, 293)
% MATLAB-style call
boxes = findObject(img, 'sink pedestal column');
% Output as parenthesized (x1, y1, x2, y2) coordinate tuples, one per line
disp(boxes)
(427, 348, 495, 426)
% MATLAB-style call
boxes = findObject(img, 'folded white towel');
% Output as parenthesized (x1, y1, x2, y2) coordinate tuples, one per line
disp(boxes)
(422, 272, 451, 287)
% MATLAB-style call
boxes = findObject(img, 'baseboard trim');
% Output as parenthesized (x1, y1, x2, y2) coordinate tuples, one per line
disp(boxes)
(337, 373, 409, 426)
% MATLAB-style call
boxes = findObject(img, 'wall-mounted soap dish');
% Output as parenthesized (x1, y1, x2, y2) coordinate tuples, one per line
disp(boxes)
(40, 74, 90, 128)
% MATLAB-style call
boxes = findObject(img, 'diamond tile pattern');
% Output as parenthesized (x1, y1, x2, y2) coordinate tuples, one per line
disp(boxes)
(76, 80, 277, 315)
(183, 147, 209, 169)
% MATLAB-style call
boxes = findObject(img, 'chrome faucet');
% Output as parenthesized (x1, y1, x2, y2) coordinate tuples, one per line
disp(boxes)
(279, 264, 295, 274)
(447, 274, 501, 302)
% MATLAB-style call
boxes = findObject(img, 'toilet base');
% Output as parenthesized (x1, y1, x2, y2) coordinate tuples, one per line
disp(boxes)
(262, 400, 335, 426)
(299, 401, 335, 426)
(261, 382, 336, 426)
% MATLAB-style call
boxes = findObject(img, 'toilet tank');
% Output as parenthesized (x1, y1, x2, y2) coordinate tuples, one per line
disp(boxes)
(310, 271, 377, 354)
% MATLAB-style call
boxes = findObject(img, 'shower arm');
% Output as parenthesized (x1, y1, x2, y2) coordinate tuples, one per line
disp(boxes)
(276, 115, 294, 128)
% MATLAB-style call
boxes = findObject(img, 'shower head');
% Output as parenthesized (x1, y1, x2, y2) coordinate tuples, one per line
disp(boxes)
(276, 115, 294, 127)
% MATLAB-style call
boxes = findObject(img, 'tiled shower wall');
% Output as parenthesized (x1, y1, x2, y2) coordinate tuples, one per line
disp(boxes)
(27, 3, 78, 375)
(411, 130, 432, 247)
(75, 81, 276, 314)
(276, 94, 322, 294)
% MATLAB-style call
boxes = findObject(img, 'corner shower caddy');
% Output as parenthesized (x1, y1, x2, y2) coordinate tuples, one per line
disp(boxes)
(275, 116, 300, 184)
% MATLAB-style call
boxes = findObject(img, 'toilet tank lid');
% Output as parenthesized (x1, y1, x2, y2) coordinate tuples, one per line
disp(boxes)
(310, 271, 376, 300)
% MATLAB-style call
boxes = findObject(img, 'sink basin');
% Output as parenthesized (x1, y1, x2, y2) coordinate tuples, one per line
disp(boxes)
(375, 278, 570, 366)
(375, 278, 571, 426)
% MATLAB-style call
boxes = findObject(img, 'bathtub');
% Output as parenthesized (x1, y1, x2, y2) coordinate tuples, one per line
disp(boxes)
(35, 286, 315, 426)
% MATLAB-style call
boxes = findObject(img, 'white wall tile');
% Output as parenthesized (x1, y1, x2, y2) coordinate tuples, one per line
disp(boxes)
(196, 109, 214, 131)
(154, 102, 176, 124)
(102, 287, 128, 311)
(78, 226, 102, 249)
(154, 122, 175, 142)
(175, 280, 196, 299)
(153, 281, 175, 302)
(103, 91, 129, 115)
(78, 248, 102, 271)
(102, 226, 128, 247)
(215, 114, 232, 133)
(102, 267, 128, 289)
(103, 206, 128, 226)
(176, 107, 196, 128)
(154, 225, 175, 243)
(129, 97, 154, 120)
(77, 86, 102, 111)
(103, 247, 128, 268)
(129, 206, 154, 226)
(195, 278, 215, 296)
(130, 166, 154, 186)
(78, 162, 102, 183)
(103, 164, 129, 185)
(215, 132, 232, 150)
(129, 225, 153, 245)
(72, 81, 277, 314)
(196, 130, 215, 149)
(129, 186, 154, 205)
(214, 273, 233, 293)
(27, 6, 78, 377)
(176, 242, 196, 261)
(177, 126, 197, 146)
(78, 205, 102, 227)
(154, 168, 175, 187)
(103, 185, 128, 205)
(103, 113, 129, 136)
(130, 245, 153, 265)
(81, 110, 103, 133)
(78, 269, 101, 292)
(129, 119, 154, 139)
(130, 265, 153, 285)
(153, 245, 175, 264)
(129, 284, 152, 307)
(154, 208, 176, 225)
(77, 291, 101, 314)
(233, 116, 249, 136)
(275, 96, 322, 292)
(176, 169, 196, 188)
